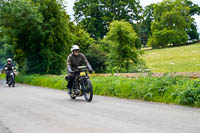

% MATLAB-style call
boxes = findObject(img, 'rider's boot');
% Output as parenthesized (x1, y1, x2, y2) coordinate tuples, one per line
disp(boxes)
(68, 88, 72, 94)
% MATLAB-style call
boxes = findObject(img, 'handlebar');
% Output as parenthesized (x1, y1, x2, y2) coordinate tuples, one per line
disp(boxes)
(77, 66, 87, 69)
(70, 66, 93, 75)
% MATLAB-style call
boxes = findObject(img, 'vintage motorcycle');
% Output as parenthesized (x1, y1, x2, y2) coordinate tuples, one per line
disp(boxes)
(5, 67, 15, 87)
(66, 66, 93, 102)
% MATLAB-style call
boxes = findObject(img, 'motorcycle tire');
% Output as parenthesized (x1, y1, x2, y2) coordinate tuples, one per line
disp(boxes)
(11, 75, 15, 87)
(83, 79, 93, 102)
(12, 82, 15, 87)
(8, 77, 12, 87)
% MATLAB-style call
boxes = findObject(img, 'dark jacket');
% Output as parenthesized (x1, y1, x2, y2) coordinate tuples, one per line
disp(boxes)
(67, 53, 92, 73)
(3, 63, 15, 71)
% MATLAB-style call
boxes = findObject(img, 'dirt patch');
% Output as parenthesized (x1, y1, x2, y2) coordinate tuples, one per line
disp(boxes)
(93, 72, 200, 78)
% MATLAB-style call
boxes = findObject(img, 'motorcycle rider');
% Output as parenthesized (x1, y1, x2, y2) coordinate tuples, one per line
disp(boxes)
(66, 45, 93, 94)
(3, 58, 15, 84)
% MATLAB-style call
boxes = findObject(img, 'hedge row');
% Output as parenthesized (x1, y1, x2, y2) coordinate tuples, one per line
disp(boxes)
(1, 74, 200, 107)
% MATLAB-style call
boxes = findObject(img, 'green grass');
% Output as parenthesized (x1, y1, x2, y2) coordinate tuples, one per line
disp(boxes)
(1, 73, 200, 107)
(143, 43, 200, 72)
(0, 73, 5, 80)
(15, 74, 67, 90)
(92, 75, 200, 107)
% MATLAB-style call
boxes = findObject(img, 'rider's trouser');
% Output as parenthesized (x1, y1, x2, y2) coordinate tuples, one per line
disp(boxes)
(6, 72, 15, 83)
(67, 74, 75, 89)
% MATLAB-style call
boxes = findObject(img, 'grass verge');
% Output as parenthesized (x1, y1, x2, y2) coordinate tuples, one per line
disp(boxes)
(143, 43, 200, 72)
(1, 73, 200, 107)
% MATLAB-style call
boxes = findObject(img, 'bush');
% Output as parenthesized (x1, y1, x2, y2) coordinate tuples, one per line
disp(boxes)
(0, 74, 6, 80)
(85, 44, 107, 73)
(92, 75, 200, 106)
(103, 20, 142, 73)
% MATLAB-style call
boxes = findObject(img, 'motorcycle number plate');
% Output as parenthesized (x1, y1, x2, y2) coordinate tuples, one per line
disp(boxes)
(80, 72, 86, 76)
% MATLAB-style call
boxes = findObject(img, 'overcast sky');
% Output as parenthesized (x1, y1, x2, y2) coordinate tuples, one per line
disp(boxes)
(65, 0, 200, 33)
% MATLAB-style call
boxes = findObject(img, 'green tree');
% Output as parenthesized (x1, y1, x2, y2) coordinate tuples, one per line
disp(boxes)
(69, 23, 94, 53)
(104, 20, 141, 72)
(185, 0, 200, 40)
(30, 0, 72, 74)
(0, 0, 43, 71)
(0, 0, 72, 74)
(139, 4, 154, 46)
(74, 0, 143, 39)
(148, 0, 192, 48)
(185, 0, 200, 16)
(0, 35, 14, 67)
(85, 44, 107, 73)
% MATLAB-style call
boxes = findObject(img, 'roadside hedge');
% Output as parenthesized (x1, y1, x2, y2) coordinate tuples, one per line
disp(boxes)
(1, 74, 200, 107)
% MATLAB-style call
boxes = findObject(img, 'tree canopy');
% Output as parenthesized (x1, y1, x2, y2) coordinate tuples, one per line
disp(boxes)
(148, 0, 192, 48)
(185, 0, 200, 40)
(73, 0, 143, 39)
(0, 0, 72, 74)
(104, 20, 141, 72)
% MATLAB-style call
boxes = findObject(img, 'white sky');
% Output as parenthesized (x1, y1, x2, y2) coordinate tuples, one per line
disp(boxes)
(65, 0, 200, 33)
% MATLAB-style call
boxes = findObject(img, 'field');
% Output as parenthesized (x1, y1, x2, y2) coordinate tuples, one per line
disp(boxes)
(143, 43, 200, 72)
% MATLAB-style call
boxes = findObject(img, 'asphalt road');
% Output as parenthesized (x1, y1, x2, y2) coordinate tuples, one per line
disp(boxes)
(0, 80, 200, 133)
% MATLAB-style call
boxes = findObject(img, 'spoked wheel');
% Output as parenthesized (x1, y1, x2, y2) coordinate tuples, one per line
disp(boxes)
(12, 82, 15, 87)
(12, 75, 15, 87)
(8, 77, 12, 87)
(83, 79, 93, 102)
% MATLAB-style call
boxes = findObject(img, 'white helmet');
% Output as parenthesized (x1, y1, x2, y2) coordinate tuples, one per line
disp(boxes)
(7, 58, 12, 62)
(71, 45, 80, 52)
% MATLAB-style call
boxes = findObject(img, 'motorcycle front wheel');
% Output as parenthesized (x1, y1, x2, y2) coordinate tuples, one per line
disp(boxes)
(12, 75, 15, 87)
(8, 76, 13, 87)
(83, 79, 93, 102)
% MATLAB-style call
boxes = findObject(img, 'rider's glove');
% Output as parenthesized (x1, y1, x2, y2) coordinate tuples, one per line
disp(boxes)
(89, 69, 93, 74)
(70, 71, 74, 74)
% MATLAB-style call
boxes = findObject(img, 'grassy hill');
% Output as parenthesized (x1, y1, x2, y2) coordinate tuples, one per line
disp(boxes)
(143, 43, 200, 72)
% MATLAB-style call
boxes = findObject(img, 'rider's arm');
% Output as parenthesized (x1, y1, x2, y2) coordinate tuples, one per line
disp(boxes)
(86, 63, 93, 72)
(3, 65, 8, 71)
(67, 55, 73, 73)
(11, 64, 15, 70)
(67, 65, 73, 73)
